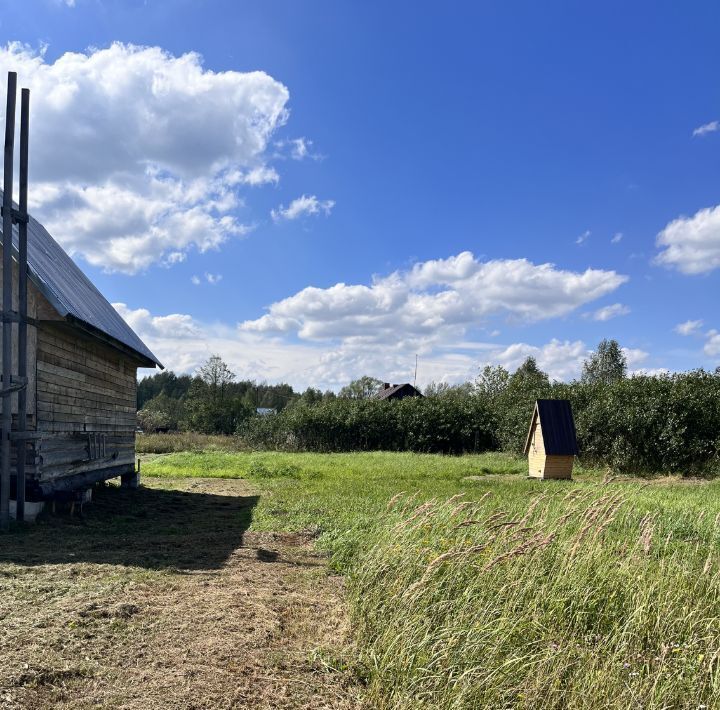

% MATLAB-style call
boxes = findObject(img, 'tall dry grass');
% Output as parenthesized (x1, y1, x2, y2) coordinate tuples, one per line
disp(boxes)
(136, 432, 245, 454)
(349, 486, 720, 708)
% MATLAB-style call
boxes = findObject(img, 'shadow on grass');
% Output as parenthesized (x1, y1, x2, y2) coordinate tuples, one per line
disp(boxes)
(0, 483, 259, 571)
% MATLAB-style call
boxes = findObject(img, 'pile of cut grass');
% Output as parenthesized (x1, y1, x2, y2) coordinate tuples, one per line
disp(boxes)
(349, 486, 720, 708)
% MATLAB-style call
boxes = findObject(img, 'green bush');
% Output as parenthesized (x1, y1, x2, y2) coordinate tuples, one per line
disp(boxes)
(238, 370, 720, 474)
(570, 372, 720, 473)
(240, 396, 496, 454)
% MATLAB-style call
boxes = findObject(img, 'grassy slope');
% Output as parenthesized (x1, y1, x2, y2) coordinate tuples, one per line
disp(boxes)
(142, 449, 720, 708)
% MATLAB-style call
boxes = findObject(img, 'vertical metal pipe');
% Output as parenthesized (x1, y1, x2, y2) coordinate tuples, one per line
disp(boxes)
(16, 87, 29, 523)
(1, 72, 16, 531)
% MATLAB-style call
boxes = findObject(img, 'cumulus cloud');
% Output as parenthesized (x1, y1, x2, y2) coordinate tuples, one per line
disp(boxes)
(675, 319, 703, 336)
(271, 194, 335, 222)
(0, 42, 290, 272)
(611, 232, 623, 244)
(655, 204, 720, 274)
(242, 251, 628, 343)
(587, 303, 630, 321)
(487, 339, 589, 381)
(113, 303, 201, 339)
(670, 321, 720, 362)
(118, 249, 630, 388)
(623, 347, 650, 369)
(693, 120, 720, 137)
(576, 230, 590, 246)
(120, 301, 618, 388)
(705, 330, 720, 357)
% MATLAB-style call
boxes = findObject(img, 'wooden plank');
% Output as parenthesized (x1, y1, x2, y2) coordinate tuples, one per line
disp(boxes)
(37, 351, 135, 390)
(40, 453, 135, 481)
(37, 371, 135, 403)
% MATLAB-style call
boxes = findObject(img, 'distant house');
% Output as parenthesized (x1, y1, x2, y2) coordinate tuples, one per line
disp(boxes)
(523, 399, 578, 480)
(376, 383, 423, 401)
(256, 407, 276, 416)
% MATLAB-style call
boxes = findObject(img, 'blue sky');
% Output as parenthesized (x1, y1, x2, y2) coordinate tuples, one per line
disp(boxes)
(0, 0, 719, 389)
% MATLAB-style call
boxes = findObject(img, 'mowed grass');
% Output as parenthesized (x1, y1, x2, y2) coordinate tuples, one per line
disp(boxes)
(142, 445, 720, 708)
(142, 450, 532, 563)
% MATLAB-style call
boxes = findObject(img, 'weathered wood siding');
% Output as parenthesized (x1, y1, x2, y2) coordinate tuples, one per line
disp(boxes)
(35, 323, 137, 483)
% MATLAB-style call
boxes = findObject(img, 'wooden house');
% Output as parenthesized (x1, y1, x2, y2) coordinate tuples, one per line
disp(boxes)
(0, 190, 162, 507)
(376, 383, 423, 401)
(523, 399, 578, 480)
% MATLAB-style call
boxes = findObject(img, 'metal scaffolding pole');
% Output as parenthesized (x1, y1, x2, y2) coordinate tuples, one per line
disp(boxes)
(16, 88, 29, 523)
(1, 71, 16, 531)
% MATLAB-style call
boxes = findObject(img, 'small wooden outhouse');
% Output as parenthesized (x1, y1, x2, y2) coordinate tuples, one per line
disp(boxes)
(523, 399, 578, 479)
(0, 191, 162, 505)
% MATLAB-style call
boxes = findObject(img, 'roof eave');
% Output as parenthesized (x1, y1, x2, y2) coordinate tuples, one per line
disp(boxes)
(65, 314, 163, 369)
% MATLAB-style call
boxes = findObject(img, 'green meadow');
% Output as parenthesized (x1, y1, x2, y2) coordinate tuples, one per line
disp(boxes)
(142, 447, 720, 708)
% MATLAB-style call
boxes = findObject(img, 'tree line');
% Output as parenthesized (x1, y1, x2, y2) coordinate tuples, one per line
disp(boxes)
(138, 343, 720, 473)
(137, 355, 336, 434)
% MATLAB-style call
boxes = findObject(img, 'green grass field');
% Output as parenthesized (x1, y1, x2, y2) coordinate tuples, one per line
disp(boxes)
(142, 446, 720, 708)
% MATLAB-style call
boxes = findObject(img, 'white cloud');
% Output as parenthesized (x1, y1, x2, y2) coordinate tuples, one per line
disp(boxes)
(271, 194, 335, 222)
(122, 301, 617, 387)
(236, 166, 280, 186)
(576, 230, 590, 246)
(705, 330, 720, 357)
(488, 339, 589, 381)
(670, 322, 720, 363)
(675, 319, 703, 336)
(113, 303, 201, 339)
(275, 137, 320, 161)
(611, 232, 623, 244)
(0, 42, 290, 273)
(623, 347, 650, 369)
(191, 272, 223, 286)
(588, 303, 630, 321)
(241, 251, 627, 345)
(693, 121, 720, 137)
(120, 249, 630, 388)
(655, 204, 720, 274)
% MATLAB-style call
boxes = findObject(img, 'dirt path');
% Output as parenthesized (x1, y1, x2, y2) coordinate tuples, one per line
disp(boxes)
(0, 478, 365, 709)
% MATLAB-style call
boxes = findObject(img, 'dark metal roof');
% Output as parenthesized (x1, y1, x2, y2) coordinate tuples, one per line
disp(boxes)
(0, 190, 162, 368)
(524, 399, 578, 455)
(376, 383, 423, 400)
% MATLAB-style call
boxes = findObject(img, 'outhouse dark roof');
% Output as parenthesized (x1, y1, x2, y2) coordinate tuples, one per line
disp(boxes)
(0, 190, 162, 368)
(523, 399, 578, 456)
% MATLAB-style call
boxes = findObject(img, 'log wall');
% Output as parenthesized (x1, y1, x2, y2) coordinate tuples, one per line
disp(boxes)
(35, 323, 138, 485)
